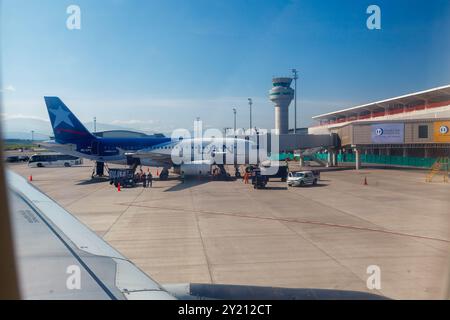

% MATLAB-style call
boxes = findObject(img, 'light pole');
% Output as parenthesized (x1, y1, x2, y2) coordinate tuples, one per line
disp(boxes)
(93, 117, 97, 133)
(233, 108, 237, 133)
(292, 69, 298, 134)
(31, 130, 34, 142)
(248, 98, 253, 132)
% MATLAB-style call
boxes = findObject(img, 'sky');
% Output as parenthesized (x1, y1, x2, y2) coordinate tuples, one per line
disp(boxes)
(1, 0, 450, 135)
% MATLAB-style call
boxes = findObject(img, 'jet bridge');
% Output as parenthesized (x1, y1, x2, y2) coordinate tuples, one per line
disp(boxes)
(267, 133, 339, 153)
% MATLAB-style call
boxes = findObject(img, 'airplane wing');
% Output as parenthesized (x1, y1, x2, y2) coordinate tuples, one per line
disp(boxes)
(121, 147, 174, 166)
(127, 149, 216, 166)
(7, 170, 174, 300)
(128, 150, 172, 161)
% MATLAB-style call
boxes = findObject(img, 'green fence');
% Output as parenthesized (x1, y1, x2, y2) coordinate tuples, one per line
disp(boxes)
(270, 153, 297, 161)
(314, 153, 436, 168)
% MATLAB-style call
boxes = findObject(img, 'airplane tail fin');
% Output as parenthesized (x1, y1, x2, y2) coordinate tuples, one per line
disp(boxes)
(44, 97, 94, 143)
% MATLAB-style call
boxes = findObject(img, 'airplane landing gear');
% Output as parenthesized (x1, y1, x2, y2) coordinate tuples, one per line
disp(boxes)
(91, 161, 106, 178)
(159, 168, 169, 180)
(234, 166, 241, 178)
(212, 164, 231, 180)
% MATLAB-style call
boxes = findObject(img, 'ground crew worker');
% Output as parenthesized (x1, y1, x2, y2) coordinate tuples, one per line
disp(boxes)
(243, 171, 249, 184)
(147, 172, 153, 187)
(143, 172, 147, 188)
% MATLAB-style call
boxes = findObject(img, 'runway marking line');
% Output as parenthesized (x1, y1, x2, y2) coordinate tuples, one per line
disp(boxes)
(116, 202, 450, 244)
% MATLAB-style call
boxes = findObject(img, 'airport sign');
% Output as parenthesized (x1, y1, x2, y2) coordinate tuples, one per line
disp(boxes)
(371, 123, 404, 144)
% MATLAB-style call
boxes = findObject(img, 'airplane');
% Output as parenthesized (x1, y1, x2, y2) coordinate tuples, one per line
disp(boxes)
(41, 97, 264, 179)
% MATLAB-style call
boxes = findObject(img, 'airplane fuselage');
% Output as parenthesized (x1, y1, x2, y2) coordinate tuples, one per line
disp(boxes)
(41, 136, 262, 168)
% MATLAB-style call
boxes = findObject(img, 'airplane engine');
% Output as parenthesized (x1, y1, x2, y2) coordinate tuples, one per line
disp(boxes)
(180, 162, 211, 176)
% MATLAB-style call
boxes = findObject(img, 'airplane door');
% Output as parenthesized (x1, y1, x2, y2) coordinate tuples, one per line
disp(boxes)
(91, 141, 98, 155)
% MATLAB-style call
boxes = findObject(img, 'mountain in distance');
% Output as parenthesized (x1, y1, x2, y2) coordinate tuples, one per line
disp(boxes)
(1, 117, 149, 140)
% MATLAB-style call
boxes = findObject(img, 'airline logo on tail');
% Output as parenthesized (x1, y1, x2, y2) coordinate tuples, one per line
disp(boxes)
(49, 105, 74, 128)
(45, 97, 94, 142)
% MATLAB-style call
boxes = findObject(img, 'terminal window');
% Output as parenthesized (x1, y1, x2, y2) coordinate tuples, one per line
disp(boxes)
(418, 125, 428, 139)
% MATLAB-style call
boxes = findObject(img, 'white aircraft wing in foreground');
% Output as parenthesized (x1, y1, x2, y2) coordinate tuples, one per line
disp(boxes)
(7, 170, 174, 300)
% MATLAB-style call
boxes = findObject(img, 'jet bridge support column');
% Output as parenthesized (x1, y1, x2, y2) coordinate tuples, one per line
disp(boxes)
(354, 148, 362, 170)
(299, 156, 304, 168)
(331, 149, 337, 167)
(326, 148, 337, 167)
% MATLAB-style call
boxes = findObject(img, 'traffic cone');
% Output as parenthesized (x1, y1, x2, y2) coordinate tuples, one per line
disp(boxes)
(364, 177, 368, 185)
(29, 175, 33, 182)
(156, 169, 159, 176)
(117, 182, 121, 192)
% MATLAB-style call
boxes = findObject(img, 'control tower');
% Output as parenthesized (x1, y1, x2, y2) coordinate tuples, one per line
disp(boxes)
(269, 77, 294, 134)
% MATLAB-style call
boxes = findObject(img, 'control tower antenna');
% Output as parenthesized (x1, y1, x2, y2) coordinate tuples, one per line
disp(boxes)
(292, 69, 298, 134)
(248, 98, 253, 132)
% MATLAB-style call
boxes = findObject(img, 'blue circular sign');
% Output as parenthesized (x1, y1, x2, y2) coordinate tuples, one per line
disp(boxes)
(375, 128, 384, 136)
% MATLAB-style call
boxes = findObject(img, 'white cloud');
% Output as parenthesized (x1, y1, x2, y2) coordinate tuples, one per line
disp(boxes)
(0, 85, 16, 93)
(1, 113, 50, 122)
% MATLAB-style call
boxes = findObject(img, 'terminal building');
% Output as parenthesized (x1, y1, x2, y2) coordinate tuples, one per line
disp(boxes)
(309, 85, 450, 169)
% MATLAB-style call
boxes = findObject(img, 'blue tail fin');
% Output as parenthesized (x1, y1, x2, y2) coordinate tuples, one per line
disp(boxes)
(44, 97, 94, 143)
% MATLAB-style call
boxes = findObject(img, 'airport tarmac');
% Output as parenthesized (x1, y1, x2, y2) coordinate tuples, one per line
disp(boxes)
(8, 161, 450, 299)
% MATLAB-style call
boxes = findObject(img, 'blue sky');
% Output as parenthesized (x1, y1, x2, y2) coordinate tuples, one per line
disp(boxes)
(1, 0, 449, 134)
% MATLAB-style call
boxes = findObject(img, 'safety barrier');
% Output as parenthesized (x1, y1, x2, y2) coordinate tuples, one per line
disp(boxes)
(314, 153, 437, 168)
(270, 153, 298, 161)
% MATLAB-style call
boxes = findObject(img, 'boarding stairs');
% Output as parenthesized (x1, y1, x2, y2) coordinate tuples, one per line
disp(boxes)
(426, 157, 449, 183)
(302, 147, 327, 167)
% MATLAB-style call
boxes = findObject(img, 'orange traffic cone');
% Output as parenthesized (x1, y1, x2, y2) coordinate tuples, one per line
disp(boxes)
(29, 175, 33, 182)
(364, 177, 368, 185)
(117, 182, 121, 192)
